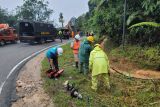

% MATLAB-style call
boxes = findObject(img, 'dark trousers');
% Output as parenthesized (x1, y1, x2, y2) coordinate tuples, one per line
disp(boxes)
(53, 57, 59, 71)
(59, 35, 62, 43)
(49, 57, 59, 71)
(79, 62, 89, 75)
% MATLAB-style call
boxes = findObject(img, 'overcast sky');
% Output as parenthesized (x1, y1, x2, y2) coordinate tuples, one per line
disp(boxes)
(0, 0, 89, 26)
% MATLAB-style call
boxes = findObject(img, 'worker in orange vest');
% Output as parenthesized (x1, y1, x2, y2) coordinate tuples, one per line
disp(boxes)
(70, 34, 81, 68)
(71, 31, 75, 38)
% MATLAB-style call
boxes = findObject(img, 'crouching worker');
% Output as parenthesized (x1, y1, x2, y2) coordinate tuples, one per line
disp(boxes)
(89, 39, 110, 91)
(46, 47, 63, 72)
(70, 34, 81, 68)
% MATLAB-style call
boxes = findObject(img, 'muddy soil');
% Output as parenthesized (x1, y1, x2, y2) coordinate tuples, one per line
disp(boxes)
(11, 52, 54, 107)
(110, 57, 160, 79)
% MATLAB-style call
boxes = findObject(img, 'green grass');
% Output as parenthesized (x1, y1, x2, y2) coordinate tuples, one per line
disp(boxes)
(41, 43, 160, 107)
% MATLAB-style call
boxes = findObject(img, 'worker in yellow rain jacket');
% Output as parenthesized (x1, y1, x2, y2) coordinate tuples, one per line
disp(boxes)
(89, 41, 110, 91)
(58, 30, 63, 43)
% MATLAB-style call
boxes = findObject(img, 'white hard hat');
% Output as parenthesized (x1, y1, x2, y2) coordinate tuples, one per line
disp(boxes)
(57, 47, 63, 56)
(75, 34, 80, 40)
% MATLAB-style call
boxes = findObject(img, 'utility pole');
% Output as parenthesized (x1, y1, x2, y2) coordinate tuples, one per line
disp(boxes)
(122, 0, 127, 50)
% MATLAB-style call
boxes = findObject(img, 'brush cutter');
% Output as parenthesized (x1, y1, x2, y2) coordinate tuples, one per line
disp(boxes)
(46, 69, 64, 78)
(63, 80, 83, 99)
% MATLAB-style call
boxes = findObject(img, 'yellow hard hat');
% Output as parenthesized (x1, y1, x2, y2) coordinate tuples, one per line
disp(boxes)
(87, 36, 94, 43)
(94, 44, 101, 47)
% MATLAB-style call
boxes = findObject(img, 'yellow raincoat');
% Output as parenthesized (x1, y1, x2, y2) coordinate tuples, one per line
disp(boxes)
(89, 44, 110, 90)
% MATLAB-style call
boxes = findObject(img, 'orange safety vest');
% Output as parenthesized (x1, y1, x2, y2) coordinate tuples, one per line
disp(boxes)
(71, 31, 75, 38)
(73, 41, 80, 54)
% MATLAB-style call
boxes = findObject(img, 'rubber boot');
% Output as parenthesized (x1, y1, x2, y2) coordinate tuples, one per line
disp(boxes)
(76, 62, 78, 68)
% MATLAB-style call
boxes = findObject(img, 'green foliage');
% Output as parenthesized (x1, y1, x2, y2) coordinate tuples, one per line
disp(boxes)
(142, 0, 160, 15)
(77, 0, 160, 46)
(0, 0, 54, 27)
(59, 12, 64, 27)
(129, 22, 160, 29)
(110, 46, 160, 70)
(0, 7, 7, 22)
(16, 0, 53, 22)
(0, 7, 17, 27)
(128, 22, 160, 46)
(59, 13, 64, 23)
(126, 11, 142, 26)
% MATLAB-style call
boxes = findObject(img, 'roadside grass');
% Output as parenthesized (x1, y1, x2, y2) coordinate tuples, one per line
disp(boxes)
(109, 45, 160, 70)
(41, 43, 160, 107)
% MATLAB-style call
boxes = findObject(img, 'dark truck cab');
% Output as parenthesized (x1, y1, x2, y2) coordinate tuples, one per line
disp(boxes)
(19, 21, 57, 44)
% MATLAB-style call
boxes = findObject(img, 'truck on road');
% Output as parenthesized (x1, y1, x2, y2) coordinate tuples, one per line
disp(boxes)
(0, 24, 18, 46)
(18, 21, 57, 44)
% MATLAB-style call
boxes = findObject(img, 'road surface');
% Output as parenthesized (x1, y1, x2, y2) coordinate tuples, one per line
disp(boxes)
(0, 40, 65, 107)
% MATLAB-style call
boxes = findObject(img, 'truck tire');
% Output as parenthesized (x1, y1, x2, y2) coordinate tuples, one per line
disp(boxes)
(11, 40, 17, 44)
(29, 41, 35, 45)
(51, 37, 55, 42)
(39, 38, 45, 44)
(0, 40, 5, 46)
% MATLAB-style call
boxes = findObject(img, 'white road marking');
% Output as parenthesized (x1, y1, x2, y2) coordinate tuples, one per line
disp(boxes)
(0, 82, 5, 94)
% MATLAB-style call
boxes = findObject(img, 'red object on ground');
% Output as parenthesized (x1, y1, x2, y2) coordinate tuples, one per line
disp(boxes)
(46, 69, 64, 78)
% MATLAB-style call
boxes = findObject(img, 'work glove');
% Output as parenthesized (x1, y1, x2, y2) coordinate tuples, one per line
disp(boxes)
(55, 68, 59, 72)
(50, 65, 55, 71)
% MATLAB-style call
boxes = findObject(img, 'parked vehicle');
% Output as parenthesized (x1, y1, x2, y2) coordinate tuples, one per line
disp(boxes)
(18, 21, 57, 44)
(0, 24, 18, 46)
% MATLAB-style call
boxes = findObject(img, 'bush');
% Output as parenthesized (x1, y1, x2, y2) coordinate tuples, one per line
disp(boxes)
(110, 45, 160, 70)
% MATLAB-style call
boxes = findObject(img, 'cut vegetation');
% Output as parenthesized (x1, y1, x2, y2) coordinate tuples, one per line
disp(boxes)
(41, 43, 160, 107)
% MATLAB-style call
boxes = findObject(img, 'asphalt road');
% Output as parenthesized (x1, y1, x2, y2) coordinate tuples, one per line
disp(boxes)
(0, 40, 65, 107)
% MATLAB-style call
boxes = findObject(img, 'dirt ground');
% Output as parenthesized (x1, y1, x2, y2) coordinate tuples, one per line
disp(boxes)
(11, 52, 54, 107)
(110, 57, 160, 79)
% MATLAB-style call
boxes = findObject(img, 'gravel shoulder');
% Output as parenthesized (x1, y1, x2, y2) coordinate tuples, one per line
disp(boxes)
(11, 52, 54, 107)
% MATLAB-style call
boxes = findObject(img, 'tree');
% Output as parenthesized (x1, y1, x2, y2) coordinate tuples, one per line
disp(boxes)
(16, 0, 53, 22)
(77, 0, 160, 46)
(0, 7, 17, 27)
(0, 8, 7, 23)
(59, 12, 64, 27)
